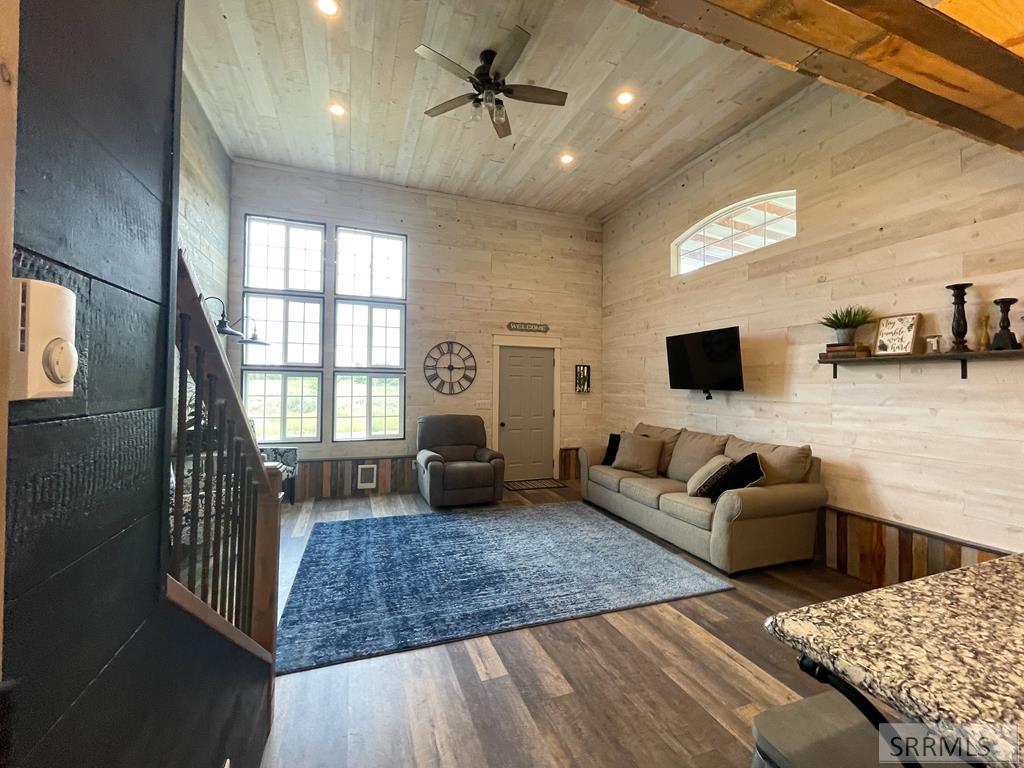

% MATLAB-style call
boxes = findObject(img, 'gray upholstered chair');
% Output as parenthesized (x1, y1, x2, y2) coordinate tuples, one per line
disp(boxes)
(416, 415, 505, 507)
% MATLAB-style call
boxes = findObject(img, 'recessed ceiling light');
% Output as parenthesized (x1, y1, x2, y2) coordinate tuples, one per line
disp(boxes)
(616, 91, 635, 106)
(316, 0, 339, 16)
(559, 153, 575, 166)
(328, 103, 346, 117)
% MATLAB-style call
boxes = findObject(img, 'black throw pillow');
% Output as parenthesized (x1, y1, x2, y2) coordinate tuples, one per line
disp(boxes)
(705, 453, 765, 503)
(600, 433, 621, 465)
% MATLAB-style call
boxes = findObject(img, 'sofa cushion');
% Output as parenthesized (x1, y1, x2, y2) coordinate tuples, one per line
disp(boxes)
(666, 430, 729, 482)
(687, 455, 735, 497)
(724, 437, 811, 485)
(660, 493, 715, 530)
(704, 453, 765, 502)
(620, 477, 688, 509)
(444, 460, 493, 489)
(634, 423, 682, 475)
(590, 465, 641, 493)
(600, 433, 621, 465)
(435, 444, 480, 462)
(612, 432, 662, 478)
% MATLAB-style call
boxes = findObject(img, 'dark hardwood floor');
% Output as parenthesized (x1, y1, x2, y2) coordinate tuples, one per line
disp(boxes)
(262, 485, 867, 768)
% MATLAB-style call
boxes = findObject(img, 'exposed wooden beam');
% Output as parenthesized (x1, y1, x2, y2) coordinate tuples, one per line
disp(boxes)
(927, 0, 1024, 58)
(619, 0, 1024, 152)
(0, 0, 18, 680)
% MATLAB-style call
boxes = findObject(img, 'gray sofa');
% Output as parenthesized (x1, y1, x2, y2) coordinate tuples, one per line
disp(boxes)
(416, 415, 505, 507)
(580, 425, 827, 574)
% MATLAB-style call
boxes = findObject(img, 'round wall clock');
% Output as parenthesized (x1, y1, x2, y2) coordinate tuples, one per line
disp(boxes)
(424, 341, 476, 395)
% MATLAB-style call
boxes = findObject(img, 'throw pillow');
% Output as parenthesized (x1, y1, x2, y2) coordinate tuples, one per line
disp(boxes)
(704, 453, 766, 503)
(724, 436, 812, 485)
(634, 423, 682, 475)
(612, 432, 663, 478)
(687, 455, 734, 497)
(600, 433, 621, 465)
(666, 430, 730, 483)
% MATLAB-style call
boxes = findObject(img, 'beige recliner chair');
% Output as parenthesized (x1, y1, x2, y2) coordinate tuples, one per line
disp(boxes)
(416, 415, 505, 507)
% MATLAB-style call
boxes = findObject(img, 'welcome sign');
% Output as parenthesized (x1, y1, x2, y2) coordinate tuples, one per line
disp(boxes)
(507, 321, 549, 333)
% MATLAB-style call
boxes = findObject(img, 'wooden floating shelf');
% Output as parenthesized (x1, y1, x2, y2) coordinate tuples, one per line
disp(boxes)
(820, 349, 1024, 380)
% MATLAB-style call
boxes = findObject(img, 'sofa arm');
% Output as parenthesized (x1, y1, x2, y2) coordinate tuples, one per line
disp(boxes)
(577, 448, 593, 489)
(475, 447, 503, 464)
(715, 483, 829, 524)
(416, 449, 444, 471)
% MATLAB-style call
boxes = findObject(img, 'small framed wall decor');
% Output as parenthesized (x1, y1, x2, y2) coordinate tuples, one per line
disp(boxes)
(873, 313, 920, 356)
(574, 364, 591, 393)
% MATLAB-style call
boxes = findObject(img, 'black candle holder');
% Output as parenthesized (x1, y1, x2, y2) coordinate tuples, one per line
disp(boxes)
(945, 283, 973, 352)
(990, 298, 1022, 350)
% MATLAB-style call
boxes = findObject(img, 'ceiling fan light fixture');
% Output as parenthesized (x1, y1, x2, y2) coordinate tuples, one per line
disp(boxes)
(316, 0, 339, 16)
(616, 90, 635, 106)
(482, 90, 496, 110)
(469, 99, 483, 122)
(493, 99, 507, 125)
(559, 152, 575, 166)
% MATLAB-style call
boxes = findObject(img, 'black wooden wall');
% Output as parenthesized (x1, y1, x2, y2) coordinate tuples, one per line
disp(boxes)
(6, 1, 270, 766)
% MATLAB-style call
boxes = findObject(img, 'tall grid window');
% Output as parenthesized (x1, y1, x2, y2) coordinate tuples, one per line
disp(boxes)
(240, 215, 406, 444)
(333, 227, 406, 441)
(671, 192, 796, 276)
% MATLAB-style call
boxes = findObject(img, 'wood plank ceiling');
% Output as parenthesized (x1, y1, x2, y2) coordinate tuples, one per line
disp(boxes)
(183, 0, 808, 220)
(620, 0, 1024, 154)
(919, 0, 1024, 57)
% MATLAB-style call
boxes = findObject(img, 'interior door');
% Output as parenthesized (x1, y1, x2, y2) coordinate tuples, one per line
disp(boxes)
(499, 346, 554, 481)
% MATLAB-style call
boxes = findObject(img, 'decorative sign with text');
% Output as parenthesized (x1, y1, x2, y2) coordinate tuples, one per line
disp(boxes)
(507, 321, 549, 333)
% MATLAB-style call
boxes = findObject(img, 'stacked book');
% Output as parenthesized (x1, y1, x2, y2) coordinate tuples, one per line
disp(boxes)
(819, 343, 871, 361)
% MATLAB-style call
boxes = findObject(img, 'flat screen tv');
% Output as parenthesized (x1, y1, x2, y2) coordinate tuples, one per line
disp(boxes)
(666, 326, 744, 399)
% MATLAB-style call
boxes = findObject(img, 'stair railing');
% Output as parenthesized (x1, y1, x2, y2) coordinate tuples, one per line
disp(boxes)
(169, 249, 281, 655)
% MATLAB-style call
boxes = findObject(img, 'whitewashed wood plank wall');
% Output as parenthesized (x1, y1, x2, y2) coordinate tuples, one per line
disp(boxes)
(602, 83, 1024, 552)
(229, 160, 605, 462)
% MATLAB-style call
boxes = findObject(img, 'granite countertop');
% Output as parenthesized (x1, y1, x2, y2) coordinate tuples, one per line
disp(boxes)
(765, 554, 1024, 767)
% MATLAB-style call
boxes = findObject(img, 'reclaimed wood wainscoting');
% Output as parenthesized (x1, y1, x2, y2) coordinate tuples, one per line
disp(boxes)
(295, 448, 584, 502)
(819, 508, 1006, 588)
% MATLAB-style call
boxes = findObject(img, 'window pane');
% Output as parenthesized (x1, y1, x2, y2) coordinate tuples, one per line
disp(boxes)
(243, 295, 286, 365)
(335, 374, 369, 441)
(372, 236, 405, 298)
(287, 225, 324, 291)
(244, 296, 320, 366)
(337, 228, 406, 299)
(285, 300, 321, 364)
(245, 218, 287, 289)
(673, 193, 796, 276)
(335, 301, 370, 367)
(370, 376, 403, 437)
(284, 375, 320, 440)
(371, 304, 403, 368)
(678, 251, 705, 274)
(337, 230, 373, 296)
(244, 371, 285, 442)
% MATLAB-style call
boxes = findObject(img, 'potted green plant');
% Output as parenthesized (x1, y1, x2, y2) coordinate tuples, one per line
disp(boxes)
(820, 305, 875, 346)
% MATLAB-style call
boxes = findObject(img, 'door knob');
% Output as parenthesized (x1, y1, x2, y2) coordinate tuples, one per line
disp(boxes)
(500, 421, 506, 427)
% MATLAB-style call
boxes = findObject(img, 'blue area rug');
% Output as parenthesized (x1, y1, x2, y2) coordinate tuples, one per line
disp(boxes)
(276, 501, 730, 674)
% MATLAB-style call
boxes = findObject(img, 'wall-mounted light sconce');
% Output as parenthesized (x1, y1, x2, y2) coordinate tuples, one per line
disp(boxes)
(203, 297, 271, 346)
(575, 364, 591, 393)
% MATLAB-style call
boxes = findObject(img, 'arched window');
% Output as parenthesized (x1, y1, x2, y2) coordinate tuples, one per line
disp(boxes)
(670, 191, 796, 276)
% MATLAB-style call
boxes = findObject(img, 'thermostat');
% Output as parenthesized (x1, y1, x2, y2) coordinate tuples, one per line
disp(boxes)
(9, 278, 79, 400)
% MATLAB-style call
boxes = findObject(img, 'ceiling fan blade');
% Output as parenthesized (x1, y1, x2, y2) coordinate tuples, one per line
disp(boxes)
(424, 93, 477, 117)
(414, 44, 475, 83)
(488, 104, 511, 139)
(490, 25, 531, 81)
(503, 84, 567, 106)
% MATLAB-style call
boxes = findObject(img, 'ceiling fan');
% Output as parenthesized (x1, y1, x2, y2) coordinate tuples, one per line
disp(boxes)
(414, 26, 568, 139)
